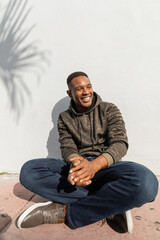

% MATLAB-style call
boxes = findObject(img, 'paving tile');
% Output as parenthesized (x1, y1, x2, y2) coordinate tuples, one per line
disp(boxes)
(0, 214, 12, 233)
(0, 174, 35, 219)
(0, 174, 160, 240)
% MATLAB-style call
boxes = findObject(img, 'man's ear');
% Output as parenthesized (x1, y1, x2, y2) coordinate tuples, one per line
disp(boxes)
(67, 90, 72, 99)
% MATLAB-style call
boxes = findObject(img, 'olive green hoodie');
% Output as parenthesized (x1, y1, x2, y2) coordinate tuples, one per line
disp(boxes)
(58, 92, 128, 166)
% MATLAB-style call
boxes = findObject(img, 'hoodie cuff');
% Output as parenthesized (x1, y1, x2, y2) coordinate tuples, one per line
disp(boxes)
(102, 153, 114, 166)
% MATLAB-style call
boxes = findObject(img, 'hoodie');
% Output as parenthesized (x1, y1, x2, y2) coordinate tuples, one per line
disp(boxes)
(58, 92, 128, 166)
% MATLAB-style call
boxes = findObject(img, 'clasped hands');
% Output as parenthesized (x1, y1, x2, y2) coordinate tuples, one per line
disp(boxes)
(67, 156, 97, 187)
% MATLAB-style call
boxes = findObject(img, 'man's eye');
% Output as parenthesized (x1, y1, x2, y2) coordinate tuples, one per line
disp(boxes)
(76, 88, 82, 91)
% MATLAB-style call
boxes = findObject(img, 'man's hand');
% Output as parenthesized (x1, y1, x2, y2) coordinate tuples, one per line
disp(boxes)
(70, 158, 97, 182)
(67, 157, 92, 186)
(67, 155, 108, 187)
(68, 157, 98, 186)
(67, 156, 82, 185)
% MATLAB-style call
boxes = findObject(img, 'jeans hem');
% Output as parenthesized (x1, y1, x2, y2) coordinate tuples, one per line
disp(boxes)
(66, 204, 76, 229)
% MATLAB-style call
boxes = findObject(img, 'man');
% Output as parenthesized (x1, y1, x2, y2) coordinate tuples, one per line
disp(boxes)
(17, 71, 158, 233)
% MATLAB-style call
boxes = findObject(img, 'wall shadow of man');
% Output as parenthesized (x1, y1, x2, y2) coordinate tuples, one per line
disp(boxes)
(13, 97, 71, 202)
(46, 96, 80, 194)
(47, 96, 70, 159)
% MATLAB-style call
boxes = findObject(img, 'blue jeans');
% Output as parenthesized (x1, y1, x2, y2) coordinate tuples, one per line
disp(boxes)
(20, 157, 158, 229)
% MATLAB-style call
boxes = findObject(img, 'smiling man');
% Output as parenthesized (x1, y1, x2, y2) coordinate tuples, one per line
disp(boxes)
(67, 74, 93, 112)
(17, 71, 158, 233)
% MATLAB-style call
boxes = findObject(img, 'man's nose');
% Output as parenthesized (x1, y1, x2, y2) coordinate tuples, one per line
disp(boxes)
(82, 87, 89, 94)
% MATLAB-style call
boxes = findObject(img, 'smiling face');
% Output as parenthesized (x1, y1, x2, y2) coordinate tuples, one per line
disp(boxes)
(67, 75, 93, 112)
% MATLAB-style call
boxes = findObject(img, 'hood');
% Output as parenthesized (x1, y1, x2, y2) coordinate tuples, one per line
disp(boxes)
(69, 92, 102, 116)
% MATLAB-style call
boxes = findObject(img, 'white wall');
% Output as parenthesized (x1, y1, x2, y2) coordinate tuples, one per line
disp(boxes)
(0, 0, 160, 175)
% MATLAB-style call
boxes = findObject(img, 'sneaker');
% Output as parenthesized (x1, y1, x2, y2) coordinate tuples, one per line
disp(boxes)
(107, 210, 133, 234)
(17, 201, 65, 228)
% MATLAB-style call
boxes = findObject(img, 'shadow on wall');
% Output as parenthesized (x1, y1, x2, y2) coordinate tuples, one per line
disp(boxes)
(0, 0, 50, 122)
(47, 96, 70, 159)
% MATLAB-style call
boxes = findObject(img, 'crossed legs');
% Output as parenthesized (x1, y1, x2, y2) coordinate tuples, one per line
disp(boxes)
(20, 158, 158, 229)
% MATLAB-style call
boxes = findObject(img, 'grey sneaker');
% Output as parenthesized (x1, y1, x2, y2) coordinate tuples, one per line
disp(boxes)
(107, 210, 133, 234)
(17, 201, 65, 228)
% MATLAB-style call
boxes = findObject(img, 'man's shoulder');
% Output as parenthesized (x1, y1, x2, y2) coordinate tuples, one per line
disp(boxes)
(97, 101, 122, 118)
(58, 109, 72, 120)
(99, 101, 117, 111)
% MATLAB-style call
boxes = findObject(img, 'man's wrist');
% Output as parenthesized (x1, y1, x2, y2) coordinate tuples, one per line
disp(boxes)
(91, 155, 108, 172)
(68, 154, 80, 162)
(102, 153, 114, 166)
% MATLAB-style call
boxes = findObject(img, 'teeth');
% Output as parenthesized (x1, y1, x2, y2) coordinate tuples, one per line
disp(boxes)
(82, 97, 90, 102)
(83, 97, 89, 100)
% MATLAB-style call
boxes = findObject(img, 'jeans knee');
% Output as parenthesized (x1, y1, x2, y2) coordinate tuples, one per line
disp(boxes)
(19, 160, 35, 188)
(132, 164, 158, 204)
(142, 170, 158, 201)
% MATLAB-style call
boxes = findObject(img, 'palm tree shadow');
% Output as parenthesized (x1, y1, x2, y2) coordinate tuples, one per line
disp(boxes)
(47, 96, 70, 159)
(0, 0, 50, 122)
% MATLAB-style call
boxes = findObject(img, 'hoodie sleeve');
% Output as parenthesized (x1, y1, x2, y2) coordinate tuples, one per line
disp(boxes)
(58, 114, 80, 163)
(102, 103, 129, 166)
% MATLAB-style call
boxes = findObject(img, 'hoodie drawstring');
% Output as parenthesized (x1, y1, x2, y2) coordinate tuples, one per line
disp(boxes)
(76, 117, 83, 152)
(89, 113, 94, 150)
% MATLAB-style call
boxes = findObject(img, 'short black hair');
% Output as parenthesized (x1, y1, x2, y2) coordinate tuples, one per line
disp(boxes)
(67, 71, 88, 86)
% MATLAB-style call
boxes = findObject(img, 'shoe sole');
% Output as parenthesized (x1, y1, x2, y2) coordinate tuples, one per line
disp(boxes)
(17, 201, 52, 229)
(125, 210, 133, 234)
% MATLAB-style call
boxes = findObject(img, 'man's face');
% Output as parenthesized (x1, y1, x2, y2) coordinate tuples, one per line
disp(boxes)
(67, 76, 93, 112)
